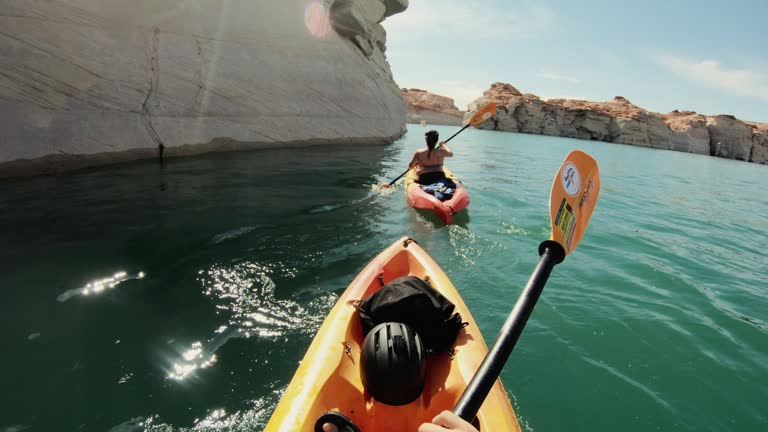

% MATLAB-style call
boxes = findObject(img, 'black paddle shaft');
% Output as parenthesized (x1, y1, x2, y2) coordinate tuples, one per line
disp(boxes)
(386, 123, 471, 186)
(442, 123, 471, 144)
(453, 240, 566, 422)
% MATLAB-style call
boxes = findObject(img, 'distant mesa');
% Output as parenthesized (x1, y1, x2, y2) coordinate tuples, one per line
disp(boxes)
(402, 88, 465, 126)
(462, 82, 768, 165)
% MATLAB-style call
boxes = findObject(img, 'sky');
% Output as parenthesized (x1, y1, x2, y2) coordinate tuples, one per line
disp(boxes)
(382, 0, 768, 122)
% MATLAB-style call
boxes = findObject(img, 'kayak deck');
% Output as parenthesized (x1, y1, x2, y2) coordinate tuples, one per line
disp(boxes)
(405, 168, 469, 224)
(264, 237, 519, 432)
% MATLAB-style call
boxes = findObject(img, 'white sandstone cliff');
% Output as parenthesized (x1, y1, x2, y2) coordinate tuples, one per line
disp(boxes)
(748, 123, 768, 164)
(0, 0, 408, 177)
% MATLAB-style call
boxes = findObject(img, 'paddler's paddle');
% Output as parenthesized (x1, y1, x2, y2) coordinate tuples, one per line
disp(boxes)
(452, 149, 601, 422)
(380, 102, 497, 188)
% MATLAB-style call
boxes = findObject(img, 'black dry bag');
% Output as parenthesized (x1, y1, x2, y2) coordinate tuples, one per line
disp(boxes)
(357, 276, 467, 353)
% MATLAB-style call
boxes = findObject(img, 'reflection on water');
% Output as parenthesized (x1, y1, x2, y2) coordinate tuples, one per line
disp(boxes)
(168, 340, 219, 381)
(106, 417, 143, 432)
(498, 221, 530, 237)
(141, 394, 279, 432)
(166, 260, 336, 381)
(0, 142, 391, 432)
(57, 271, 145, 302)
(210, 227, 257, 245)
(308, 183, 397, 214)
(447, 224, 503, 265)
(3, 130, 767, 432)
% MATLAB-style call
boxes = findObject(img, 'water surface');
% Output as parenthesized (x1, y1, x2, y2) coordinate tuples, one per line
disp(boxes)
(1, 126, 766, 432)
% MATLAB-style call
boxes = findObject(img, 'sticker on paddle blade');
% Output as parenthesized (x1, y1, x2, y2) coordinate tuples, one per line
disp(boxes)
(578, 176, 596, 210)
(554, 198, 577, 250)
(550, 150, 601, 255)
(561, 162, 581, 196)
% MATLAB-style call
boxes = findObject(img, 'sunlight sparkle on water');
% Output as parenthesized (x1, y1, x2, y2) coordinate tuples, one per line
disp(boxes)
(194, 409, 232, 429)
(182, 342, 203, 361)
(162, 260, 335, 381)
(168, 340, 219, 381)
(57, 270, 145, 302)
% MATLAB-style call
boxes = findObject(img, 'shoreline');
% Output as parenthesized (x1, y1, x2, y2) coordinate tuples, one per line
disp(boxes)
(0, 129, 406, 180)
(405, 122, 768, 167)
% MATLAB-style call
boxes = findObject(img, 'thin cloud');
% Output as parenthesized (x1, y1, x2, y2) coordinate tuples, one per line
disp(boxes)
(383, 0, 555, 41)
(593, 48, 624, 67)
(538, 71, 581, 83)
(653, 53, 768, 101)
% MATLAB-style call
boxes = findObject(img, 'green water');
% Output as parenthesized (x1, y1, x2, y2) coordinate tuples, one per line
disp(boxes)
(1, 126, 767, 432)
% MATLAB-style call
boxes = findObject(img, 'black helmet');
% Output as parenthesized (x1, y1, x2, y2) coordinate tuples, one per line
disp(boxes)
(360, 322, 427, 406)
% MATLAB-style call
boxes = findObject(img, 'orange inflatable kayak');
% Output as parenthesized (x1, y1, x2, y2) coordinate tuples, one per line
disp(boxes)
(405, 168, 469, 224)
(264, 237, 520, 432)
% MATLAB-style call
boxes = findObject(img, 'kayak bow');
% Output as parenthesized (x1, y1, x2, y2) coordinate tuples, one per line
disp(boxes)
(264, 237, 518, 432)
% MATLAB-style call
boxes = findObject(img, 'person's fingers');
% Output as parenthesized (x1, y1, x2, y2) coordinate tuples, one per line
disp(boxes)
(322, 423, 338, 432)
(430, 410, 477, 431)
(417, 423, 447, 432)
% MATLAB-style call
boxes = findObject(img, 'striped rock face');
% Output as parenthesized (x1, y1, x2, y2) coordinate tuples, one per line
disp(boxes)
(0, 0, 408, 177)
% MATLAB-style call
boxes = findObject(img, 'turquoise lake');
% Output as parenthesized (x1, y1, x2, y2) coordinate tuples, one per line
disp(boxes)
(1, 125, 766, 432)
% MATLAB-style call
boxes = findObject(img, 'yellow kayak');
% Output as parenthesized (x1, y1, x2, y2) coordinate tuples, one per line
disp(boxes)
(264, 237, 521, 432)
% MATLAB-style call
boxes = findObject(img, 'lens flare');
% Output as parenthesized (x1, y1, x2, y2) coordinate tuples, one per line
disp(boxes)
(304, 1, 332, 39)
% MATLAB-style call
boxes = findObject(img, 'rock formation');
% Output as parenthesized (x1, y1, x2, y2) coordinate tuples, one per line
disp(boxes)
(661, 111, 711, 154)
(705, 115, 754, 161)
(747, 122, 768, 164)
(464, 82, 767, 164)
(0, 0, 408, 178)
(401, 88, 465, 126)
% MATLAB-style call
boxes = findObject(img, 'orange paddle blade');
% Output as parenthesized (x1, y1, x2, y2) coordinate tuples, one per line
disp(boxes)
(549, 150, 600, 255)
(468, 102, 497, 126)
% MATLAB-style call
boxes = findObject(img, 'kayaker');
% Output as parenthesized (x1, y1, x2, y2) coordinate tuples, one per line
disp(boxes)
(321, 410, 479, 432)
(409, 130, 453, 185)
